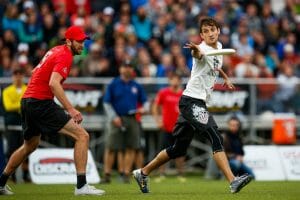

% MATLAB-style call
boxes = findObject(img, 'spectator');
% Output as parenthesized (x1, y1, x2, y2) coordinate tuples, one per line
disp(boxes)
(102, 59, 148, 183)
(151, 14, 172, 48)
(19, 0, 36, 23)
(82, 43, 110, 76)
(244, 3, 262, 33)
(0, 56, 12, 78)
(156, 53, 175, 78)
(174, 54, 190, 78)
(132, 6, 152, 44)
(15, 43, 30, 68)
(125, 33, 139, 58)
(152, 73, 186, 183)
(2, 68, 29, 183)
(2, 4, 22, 35)
(137, 47, 157, 77)
(114, 13, 135, 37)
(2, 30, 17, 58)
(42, 13, 58, 44)
(234, 33, 254, 57)
(102, 6, 115, 48)
(255, 53, 278, 114)
(274, 62, 298, 113)
(235, 53, 259, 78)
(18, 12, 43, 55)
(70, 5, 91, 29)
(261, 1, 279, 45)
(265, 46, 280, 75)
(223, 116, 255, 178)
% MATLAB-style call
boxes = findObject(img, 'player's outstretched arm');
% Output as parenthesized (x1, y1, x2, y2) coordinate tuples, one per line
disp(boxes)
(183, 42, 203, 60)
(218, 68, 235, 90)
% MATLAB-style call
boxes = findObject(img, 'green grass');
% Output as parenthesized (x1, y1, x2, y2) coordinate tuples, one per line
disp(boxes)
(3, 176, 300, 200)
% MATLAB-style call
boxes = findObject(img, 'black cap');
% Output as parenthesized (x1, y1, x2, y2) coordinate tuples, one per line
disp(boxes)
(121, 59, 134, 67)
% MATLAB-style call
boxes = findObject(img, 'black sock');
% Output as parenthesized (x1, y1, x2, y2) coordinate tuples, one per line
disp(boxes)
(0, 173, 10, 187)
(141, 170, 147, 177)
(77, 174, 87, 189)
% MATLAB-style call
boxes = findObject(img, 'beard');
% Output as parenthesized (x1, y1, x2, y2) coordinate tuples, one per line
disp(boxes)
(70, 42, 82, 55)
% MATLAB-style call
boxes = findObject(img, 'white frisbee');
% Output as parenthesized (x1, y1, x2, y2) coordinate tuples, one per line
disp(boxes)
(205, 48, 236, 56)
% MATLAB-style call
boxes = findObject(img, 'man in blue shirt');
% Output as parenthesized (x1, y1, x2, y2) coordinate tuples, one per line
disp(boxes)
(102, 60, 147, 183)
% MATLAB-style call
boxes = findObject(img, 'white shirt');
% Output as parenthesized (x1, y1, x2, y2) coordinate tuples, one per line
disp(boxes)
(183, 41, 223, 102)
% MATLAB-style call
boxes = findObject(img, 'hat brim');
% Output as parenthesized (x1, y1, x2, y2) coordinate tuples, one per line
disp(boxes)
(62, 36, 90, 42)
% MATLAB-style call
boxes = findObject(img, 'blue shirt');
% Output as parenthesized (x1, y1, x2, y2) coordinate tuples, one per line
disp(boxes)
(103, 77, 147, 116)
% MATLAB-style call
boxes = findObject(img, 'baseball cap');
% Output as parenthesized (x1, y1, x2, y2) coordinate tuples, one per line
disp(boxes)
(103, 6, 114, 15)
(18, 43, 29, 52)
(23, 0, 34, 9)
(64, 25, 90, 41)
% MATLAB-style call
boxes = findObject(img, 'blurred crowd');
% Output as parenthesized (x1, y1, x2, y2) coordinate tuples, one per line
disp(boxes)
(0, 0, 299, 81)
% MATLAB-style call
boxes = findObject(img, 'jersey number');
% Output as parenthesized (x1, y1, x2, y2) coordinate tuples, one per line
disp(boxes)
(36, 51, 53, 68)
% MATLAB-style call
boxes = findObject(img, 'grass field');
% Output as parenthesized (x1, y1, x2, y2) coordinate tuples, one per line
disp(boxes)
(2, 176, 300, 200)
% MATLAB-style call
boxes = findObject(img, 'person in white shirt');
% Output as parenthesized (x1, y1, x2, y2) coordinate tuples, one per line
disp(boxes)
(132, 17, 252, 194)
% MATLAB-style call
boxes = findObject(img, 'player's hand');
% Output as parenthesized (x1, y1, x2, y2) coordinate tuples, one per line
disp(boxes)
(68, 108, 83, 124)
(112, 117, 122, 128)
(223, 79, 235, 90)
(183, 42, 203, 59)
(183, 42, 200, 51)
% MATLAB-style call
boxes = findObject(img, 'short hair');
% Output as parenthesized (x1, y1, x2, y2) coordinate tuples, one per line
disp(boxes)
(228, 115, 242, 130)
(168, 72, 181, 80)
(199, 18, 220, 33)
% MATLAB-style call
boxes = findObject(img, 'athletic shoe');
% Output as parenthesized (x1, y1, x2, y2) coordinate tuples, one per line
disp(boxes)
(132, 169, 149, 193)
(74, 184, 105, 196)
(0, 185, 13, 195)
(230, 174, 253, 193)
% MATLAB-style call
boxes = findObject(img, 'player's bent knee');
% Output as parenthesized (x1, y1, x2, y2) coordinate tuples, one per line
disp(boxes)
(77, 130, 90, 143)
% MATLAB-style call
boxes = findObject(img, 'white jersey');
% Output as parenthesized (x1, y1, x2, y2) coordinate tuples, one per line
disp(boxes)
(183, 41, 223, 102)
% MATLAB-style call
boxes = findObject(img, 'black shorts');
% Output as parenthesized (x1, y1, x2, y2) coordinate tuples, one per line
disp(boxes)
(160, 132, 176, 150)
(176, 95, 217, 132)
(21, 98, 71, 140)
(165, 95, 223, 156)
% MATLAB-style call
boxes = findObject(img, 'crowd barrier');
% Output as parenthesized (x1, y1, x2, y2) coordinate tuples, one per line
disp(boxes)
(1, 77, 300, 169)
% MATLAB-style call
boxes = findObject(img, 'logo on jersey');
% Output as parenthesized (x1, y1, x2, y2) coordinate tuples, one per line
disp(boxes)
(213, 56, 220, 70)
(63, 67, 68, 74)
(131, 86, 138, 94)
(192, 104, 209, 124)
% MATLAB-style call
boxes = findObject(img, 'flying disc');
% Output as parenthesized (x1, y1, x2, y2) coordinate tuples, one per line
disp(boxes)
(205, 48, 236, 56)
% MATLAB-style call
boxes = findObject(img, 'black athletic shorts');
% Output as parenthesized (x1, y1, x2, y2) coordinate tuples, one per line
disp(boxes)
(21, 98, 71, 140)
(176, 95, 217, 132)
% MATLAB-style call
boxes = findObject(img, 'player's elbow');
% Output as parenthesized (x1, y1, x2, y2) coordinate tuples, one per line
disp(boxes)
(49, 80, 58, 92)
